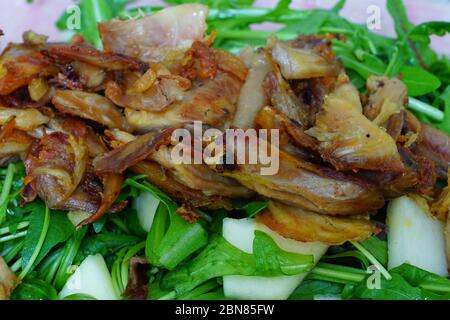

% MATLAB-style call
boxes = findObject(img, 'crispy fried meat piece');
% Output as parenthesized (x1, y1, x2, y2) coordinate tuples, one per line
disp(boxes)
(306, 77, 405, 172)
(99, 4, 208, 63)
(0, 43, 53, 95)
(23, 131, 88, 208)
(212, 134, 384, 215)
(256, 201, 379, 245)
(52, 89, 129, 130)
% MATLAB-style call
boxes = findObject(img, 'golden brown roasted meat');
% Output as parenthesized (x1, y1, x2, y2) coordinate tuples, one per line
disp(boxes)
(131, 161, 233, 210)
(152, 145, 253, 199)
(52, 90, 129, 130)
(105, 129, 253, 202)
(256, 201, 379, 245)
(45, 44, 147, 72)
(0, 43, 52, 95)
(93, 128, 174, 174)
(364, 75, 407, 128)
(23, 131, 88, 208)
(414, 122, 450, 180)
(99, 4, 208, 64)
(0, 120, 33, 165)
(0, 107, 49, 131)
(214, 137, 384, 215)
(105, 67, 191, 112)
(255, 106, 318, 150)
(78, 173, 123, 226)
(125, 73, 241, 131)
(269, 37, 339, 80)
(306, 77, 405, 172)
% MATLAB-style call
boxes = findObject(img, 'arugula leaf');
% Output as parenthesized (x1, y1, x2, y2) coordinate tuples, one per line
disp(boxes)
(391, 264, 450, 294)
(11, 274, 58, 300)
(126, 179, 208, 270)
(436, 86, 450, 133)
(34, 212, 74, 268)
(232, 199, 267, 218)
(342, 273, 449, 300)
(20, 203, 50, 278)
(161, 232, 313, 296)
(400, 66, 442, 96)
(409, 22, 450, 43)
(360, 236, 388, 267)
(75, 233, 140, 263)
(386, 0, 413, 38)
(289, 279, 344, 300)
(53, 227, 87, 290)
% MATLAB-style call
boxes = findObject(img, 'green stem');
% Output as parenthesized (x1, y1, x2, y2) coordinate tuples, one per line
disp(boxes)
(0, 163, 16, 224)
(408, 97, 444, 121)
(217, 30, 297, 41)
(350, 241, 392, 280)
(0, 230, 27, 243)
(0, 221, 29, 236)
(10, 258, 22, 273)
(19, 206, 50, 280)
(311, 262, 366, 283)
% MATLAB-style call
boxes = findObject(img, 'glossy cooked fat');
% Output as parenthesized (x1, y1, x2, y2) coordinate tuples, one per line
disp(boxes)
(256, 201, 378, 245)
(306, 78, 405, 172)
(216, 141, 384, 215)
(98, 4, 208, 63)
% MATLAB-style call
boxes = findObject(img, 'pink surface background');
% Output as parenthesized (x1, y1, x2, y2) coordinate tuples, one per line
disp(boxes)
(0, 0, 449, 54)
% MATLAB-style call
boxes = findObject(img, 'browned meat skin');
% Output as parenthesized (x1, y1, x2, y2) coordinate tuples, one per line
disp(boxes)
(78, 173, 123, 227)
(105, 129, 254, 204)
(0, 43, 54, 95)
(256, 201, 379, 245)
(105, 69, 191, 112)
(269, 36, 340, 81)
(23, 131, 88, 208)
(125, 73, 241, 132)
(0, 107, 49, 131)
(122, 256, 149, 300)
(306, 77, 405, 173)
(45, 44, 147, 72)
(255, 106, 318, 150)
(131, 161, 233, 210)
(363, 76, 407, 126)
(152, 145, 254, 199)
(213, 137, 384, 216)
(93, 128, 174, 174)
(414, 122, 450, 180)
(52, 89, 130, 131)
(356, 144, 436, 197)
(0, 118, 34, 165)
(98, 4, 208, 64)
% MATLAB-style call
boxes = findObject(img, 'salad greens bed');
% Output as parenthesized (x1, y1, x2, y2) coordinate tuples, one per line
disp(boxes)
(2, 0, 450, 300)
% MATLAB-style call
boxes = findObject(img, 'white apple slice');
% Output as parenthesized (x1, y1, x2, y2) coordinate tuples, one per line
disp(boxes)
(387, 195, 448, 277)
(59, 254, 119, 300)
(222, 218, 328, 300)
(133, 191, 160, 232)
